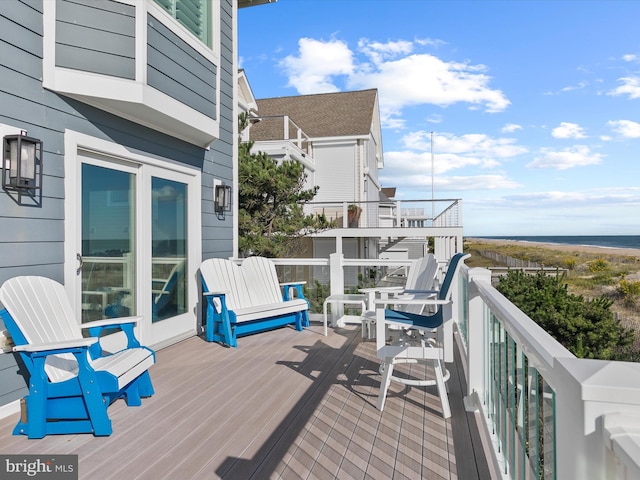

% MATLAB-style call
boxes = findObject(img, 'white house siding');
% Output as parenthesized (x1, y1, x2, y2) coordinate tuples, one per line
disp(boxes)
(313, 142, 358, 203)
(0, 0, 236, 409)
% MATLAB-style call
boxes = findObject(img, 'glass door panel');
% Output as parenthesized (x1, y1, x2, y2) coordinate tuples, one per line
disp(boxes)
(81, 164, 136, 323)
(151, 177, 187, 323)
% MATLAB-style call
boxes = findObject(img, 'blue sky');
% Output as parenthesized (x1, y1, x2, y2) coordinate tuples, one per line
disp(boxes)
(238, 0, 640, 236)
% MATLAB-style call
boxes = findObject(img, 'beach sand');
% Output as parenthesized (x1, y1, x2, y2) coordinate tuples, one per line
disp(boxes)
(465, 237, 640, 258)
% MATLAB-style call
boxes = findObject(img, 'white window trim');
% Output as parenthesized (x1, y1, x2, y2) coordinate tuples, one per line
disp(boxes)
(63, 130, 202, 344)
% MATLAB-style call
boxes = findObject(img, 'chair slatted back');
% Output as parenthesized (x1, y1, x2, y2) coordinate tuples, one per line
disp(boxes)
(403, 255, 439, 315)
(0, 276, 83, 383)
(200, 258, 250, 310)
(241, 257, 284, 307)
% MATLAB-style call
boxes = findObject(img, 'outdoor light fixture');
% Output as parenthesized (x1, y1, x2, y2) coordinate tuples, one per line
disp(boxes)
(214, 183, 231, 215)
(2, 131, 43, 191)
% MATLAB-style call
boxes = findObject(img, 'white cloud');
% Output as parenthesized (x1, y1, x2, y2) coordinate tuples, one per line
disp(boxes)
(608, 76, 640, 99)
(349, 50, 510, 121)
(527, 145, 604, 170)
(552, 122, 587, 139)
(608, 119, 640, 138)
(415, 37, 447, 48)
(379, 171, 522, 191)
(401, 132, 528, 159)
(622, 54, 638, 62)
(280, 38, 354, 94)
(427, 114, 443, 124)
(501, 188, 640, 207)
(279, 38, 510, 126)
(501, 123, 522, 133)
(357, 38, 413, 64)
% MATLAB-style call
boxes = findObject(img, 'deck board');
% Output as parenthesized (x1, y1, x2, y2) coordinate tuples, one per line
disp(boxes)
(0, 322, 491, 479)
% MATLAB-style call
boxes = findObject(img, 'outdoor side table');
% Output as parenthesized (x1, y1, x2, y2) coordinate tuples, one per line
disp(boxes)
(322, 294, 367, 336)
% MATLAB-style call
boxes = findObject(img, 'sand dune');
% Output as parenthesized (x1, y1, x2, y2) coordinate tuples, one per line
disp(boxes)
(465, 237, 640, 258)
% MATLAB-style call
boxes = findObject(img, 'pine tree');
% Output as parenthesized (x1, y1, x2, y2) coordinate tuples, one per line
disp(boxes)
(238, 114, 331, 257)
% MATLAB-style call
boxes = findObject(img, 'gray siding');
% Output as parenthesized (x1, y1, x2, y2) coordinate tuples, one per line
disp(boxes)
(0, 0, 235, 408)
(56, 0, 135, 79)
(147, 13, 217, 119)
(201, 0, 233, 259)
(0, 353, 26, 407)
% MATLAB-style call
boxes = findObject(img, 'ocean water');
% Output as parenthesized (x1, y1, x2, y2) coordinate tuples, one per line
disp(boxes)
(474, 235, 640, 250)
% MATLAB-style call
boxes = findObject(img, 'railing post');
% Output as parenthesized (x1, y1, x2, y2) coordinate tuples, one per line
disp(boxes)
(329, 253, 344, 297)
(466, 268, 492, 401)
(554, 357, 640, 480)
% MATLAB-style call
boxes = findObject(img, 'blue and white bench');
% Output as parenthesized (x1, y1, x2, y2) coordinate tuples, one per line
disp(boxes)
(200, 257, 309, 347)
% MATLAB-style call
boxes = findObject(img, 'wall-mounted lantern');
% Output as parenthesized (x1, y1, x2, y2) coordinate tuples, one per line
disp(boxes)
(2, 132, 43, 191)
(214, 183, 231, 216)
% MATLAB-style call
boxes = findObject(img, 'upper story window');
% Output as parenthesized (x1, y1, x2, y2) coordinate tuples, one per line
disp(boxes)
(154, 0, 212, 47)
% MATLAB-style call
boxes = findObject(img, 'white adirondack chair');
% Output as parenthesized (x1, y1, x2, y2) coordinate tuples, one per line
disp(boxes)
(0, 276, 155, 438)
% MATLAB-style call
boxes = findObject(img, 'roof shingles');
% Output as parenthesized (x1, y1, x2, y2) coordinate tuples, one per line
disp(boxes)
(254, 89, 378, 139)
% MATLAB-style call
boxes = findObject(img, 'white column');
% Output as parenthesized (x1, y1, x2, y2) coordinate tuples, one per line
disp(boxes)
(466, 267, 492, 399)
(329, 253, 344, 297)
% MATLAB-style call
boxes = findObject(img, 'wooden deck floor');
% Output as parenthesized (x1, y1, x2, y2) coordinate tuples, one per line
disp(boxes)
(0, 323, 492, 479)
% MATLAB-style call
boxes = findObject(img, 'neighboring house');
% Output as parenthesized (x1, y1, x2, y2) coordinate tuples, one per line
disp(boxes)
(0, 0, 270, 415)
(249, 89, 384, 260)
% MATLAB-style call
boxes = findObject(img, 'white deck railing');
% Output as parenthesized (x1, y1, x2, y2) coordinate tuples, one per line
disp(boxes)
(462, 267, 640, 480)
(270, 256, 640, 480)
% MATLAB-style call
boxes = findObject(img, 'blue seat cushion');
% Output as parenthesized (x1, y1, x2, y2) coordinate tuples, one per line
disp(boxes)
(384, 308, 443, 329)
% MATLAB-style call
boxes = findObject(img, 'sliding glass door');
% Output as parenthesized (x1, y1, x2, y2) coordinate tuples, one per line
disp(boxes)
(73, 149, 199, 349)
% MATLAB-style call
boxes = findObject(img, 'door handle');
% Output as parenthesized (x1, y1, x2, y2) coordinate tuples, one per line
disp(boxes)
(76, 253, 83, 275)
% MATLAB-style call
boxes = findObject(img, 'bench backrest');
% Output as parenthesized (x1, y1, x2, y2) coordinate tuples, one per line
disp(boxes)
(241, 256, 284, 306)
(200, 257, 285, 310)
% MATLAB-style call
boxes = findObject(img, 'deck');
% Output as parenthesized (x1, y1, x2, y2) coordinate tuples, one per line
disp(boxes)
(0, 322, 492, 479)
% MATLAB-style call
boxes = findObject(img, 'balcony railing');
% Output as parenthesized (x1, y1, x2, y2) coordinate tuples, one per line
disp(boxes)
(305, 199, 462, 229)
(267, 256, 640, 480)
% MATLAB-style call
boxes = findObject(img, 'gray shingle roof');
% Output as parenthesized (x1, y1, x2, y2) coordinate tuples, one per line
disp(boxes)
(254, 89, 378, 139)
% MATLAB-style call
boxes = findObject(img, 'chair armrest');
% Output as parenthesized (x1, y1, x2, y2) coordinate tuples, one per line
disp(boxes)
(204, 290, 228, 296)
(14, 337, 98, 353)
(402, 289, 438, 295)
(82, 316, 145, 354)
(81, 316, 142, 330)
(359, 286, 403, 294)
(372, 298, 450, 307)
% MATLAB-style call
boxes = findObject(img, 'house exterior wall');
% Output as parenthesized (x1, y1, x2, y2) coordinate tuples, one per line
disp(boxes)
(312, 141, 358, 203)
(0, 0, 236, 409)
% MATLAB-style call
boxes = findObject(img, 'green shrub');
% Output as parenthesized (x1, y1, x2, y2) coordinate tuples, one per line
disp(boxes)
(497, 270, 634, 360)
(619, 275, 640, 306)
(588, 258, 610, 273)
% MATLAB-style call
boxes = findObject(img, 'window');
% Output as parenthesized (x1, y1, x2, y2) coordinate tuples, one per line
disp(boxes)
(154, 0, 212, 47)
